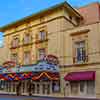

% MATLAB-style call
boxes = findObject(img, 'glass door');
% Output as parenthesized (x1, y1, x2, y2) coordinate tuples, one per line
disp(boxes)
(42, 81, 51, 95)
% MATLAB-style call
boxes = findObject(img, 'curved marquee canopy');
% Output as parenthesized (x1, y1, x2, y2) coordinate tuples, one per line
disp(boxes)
(0, 60, 60, 81)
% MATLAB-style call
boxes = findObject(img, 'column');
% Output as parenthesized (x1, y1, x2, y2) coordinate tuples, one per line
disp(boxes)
(25, 80, 27, 93)
(13, 81, 15, 93)
(6, 81, 8, 93)
(15, 82, 17, 93)
(10, 81, 11, 93)
(3, 81, 5, 92)
(35, 82, 37, 94)
(60, 75, 65, 97)
(50, 81, 52, 95)
(40, 81, 42, 95)
(11, 81, 13, 93)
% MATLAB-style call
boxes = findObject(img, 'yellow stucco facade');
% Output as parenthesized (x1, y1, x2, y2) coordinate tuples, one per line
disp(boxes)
(0, 1, 100, 99)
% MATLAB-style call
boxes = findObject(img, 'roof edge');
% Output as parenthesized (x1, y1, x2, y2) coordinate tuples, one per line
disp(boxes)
(0, 1, 82, 32)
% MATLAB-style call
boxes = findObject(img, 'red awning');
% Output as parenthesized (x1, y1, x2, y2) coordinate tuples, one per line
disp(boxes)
(64, 71, 95, 81)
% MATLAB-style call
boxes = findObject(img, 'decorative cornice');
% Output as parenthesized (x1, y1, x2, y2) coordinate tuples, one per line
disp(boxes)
(3, 15, 78, 37)
(70, 29, 90, 36)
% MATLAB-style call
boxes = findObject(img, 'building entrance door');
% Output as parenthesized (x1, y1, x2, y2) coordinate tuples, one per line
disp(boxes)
(16, 81, 21, 96)
(21, 80, 29, 95)
(32, 81, 52, 95)
(16, 80, 29, 96)
(42, 81, 51, 95)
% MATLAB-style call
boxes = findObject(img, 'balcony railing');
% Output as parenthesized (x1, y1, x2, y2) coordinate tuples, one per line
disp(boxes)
(73, 56, 88, 64)
(23, 41, 33, 46)
(35, 38, 48, 44)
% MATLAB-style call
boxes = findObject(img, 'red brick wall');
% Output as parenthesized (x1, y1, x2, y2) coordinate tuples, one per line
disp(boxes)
(78, 2, 100, 25)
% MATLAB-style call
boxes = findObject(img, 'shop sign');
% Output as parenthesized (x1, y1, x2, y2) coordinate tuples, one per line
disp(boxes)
(3, 61, 16, 68)
(44, 55, 59, 65)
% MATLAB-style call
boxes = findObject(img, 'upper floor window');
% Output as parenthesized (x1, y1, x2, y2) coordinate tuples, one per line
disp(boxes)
(74, 40, 87, 63)
(24, 51, 31, 65)
(38, 48, 46, 60)
(24, 34, 31, 44)
(12, 37, 19, 48)
(11, 53, 18, 64)
(39, 30, 46, 41)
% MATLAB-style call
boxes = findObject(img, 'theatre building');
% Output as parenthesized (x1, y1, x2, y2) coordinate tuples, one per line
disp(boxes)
(0, 1, 100, 99)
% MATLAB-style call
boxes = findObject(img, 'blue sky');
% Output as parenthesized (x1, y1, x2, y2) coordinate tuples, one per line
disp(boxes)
(0, 0, 99, 45)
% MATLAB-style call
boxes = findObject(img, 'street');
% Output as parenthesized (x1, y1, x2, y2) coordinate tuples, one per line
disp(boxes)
(0, 94, 99, 100)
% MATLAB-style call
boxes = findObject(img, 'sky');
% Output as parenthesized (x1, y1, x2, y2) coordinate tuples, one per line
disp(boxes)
(0, 0, 99, 45)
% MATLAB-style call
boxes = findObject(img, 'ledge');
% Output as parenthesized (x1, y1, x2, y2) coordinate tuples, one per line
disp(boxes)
(35, 39, 48, 44)
(70, 29, 90, 36)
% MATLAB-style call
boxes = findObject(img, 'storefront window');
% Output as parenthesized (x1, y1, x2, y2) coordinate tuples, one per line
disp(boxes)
(42, 82, 50, 94)
(32, 84, 35, 94)
(70, 81, 79, 95)
(13, 82, 16, 92)
(9, 81, 11, 92)
(70, 81, 95, 96)
(37, 84, 40, 94)
(47, 84, 50, 94)
(23, 82, 25, 93)
(0, 80, 3, 90)
(87, 81, 95, 95)
(52, 81, 60, 92)
(42, 84, 45, 94)
(80, 81, 85, 93)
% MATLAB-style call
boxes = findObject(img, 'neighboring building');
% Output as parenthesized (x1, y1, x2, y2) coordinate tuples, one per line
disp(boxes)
(0, 46, 9, 65)
(0, 1, 100, 99)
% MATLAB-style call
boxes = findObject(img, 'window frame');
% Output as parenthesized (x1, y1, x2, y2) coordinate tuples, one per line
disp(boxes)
(23, 34, 31, 44)
(73, 40, 88, 64)
(23, 51, 31, 65)
(38, 48, 46, 60)
(11, 37, 19, 48)
(39, 30, 47, 41)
